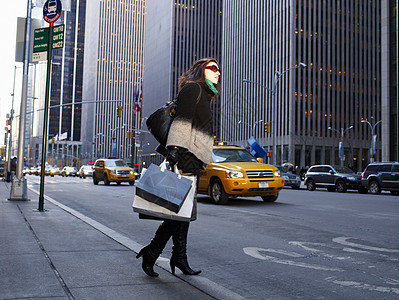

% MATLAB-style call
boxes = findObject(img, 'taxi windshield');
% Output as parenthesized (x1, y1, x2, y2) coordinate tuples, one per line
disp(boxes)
(105, 160, 128, 167)
(212, 148, 257, 163)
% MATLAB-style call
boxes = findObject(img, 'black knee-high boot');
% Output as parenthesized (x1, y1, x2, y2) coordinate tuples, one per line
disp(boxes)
(137, 220, 179, 277)
(170, 222, 201, 275)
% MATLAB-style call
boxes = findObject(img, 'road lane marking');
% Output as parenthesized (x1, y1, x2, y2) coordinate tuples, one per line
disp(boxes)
(289, 241, 351, 260)
(325, 277, 399, 295)
(243, 247, 343, 272)
(333, 237, 399, 253)
(28, 186, 245, 300)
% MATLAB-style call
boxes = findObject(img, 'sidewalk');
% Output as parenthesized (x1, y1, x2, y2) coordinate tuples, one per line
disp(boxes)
(0, 181, 227, 300)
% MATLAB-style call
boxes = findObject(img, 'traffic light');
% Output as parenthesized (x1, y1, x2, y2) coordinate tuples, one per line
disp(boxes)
(264, 121, 270, 133)
(117, 105, 123, 118)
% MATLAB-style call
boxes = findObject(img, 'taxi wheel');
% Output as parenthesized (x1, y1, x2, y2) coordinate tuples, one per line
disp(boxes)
(117, 182, 121, 185)
(129, 181, 135, 185)
(104, 175, 110, 186)
(261, 195, 278, 202)
(210, 179, 228, 205)
(93, 174, 99, 185)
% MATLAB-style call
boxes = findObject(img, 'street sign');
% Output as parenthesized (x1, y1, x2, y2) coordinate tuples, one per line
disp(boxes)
(43, 0, 62, 25)
(32, 52, 47, 62)
(33, 24, 64, 53)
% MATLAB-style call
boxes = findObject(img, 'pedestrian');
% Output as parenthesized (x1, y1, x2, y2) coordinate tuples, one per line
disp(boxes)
(136, 57, 221, 277)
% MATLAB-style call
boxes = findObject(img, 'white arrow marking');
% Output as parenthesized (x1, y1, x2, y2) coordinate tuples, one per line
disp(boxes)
(333, 237, 399, 253)
(243, 247, 343, 272)
(325, 277, 399, 295)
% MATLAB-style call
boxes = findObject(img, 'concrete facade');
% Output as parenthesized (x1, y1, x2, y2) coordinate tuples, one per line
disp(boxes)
(221, 0, 383, 171)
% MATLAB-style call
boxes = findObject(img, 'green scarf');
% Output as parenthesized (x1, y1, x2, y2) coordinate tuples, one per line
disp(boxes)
(205, 79, 218, 95)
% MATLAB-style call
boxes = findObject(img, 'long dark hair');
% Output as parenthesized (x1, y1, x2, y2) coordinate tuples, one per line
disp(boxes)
(178, 57, 221, 94)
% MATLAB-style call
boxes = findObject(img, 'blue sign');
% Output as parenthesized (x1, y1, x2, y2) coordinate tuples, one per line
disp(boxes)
(372, 134, 377, 155)
(43, 0, 62, 25)
(338, 141, 343, 159)
(112, 142, 117, 157)
(247, 136, 267, 158)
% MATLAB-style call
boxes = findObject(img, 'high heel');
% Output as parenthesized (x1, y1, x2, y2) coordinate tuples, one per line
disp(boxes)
(136, 247, 159, 277)
(170, 222, 201, 275)
(170, 256, 201, 275)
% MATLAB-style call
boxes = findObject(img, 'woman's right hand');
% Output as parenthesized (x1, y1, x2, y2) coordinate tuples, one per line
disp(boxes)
(166, 146, 179, 168)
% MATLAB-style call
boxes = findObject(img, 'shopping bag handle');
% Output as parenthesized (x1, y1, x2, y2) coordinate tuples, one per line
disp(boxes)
(159, 160, 181, 178)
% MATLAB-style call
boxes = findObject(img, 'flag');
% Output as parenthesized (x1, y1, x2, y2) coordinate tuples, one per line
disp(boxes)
(338, 141, 343, 159)
(134, 83, 142, 114)
(59, 132, 68, 141)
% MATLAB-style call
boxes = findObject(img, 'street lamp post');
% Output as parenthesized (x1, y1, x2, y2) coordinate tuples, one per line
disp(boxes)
(328, 125, 354, 166)
(238, 120, 264, 137)
(361, 117, 382, 163)
(243, 62, 307, 165)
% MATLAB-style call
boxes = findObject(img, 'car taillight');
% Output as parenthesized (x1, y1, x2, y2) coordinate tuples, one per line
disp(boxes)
(361, 171, 365, 178)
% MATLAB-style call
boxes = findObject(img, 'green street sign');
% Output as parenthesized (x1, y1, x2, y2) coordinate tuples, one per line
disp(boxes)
(33, 24, 64, 53)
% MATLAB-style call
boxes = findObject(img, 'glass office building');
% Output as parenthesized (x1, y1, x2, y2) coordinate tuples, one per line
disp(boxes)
(141, 0, 222, 165)
(221, 0, 383, 171)
(81, 0, 146, 161)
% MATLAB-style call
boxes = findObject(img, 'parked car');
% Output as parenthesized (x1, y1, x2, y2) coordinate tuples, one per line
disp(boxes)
(304, 165, 367, 193)
(361, 162, 399, 195)
(78, 165, 93, 178)
(61, 166, 78, 177)
(274, 165, 301, 189)
(198, 145, 285, 204)
(92, 159, 135, 185)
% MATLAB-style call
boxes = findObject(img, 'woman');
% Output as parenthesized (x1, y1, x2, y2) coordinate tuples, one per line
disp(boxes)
(136, 58, 221, 277)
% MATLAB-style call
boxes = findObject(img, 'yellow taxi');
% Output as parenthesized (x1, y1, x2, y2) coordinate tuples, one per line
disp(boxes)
(93, 158, 135, 186)
(198, 145, 284, 204)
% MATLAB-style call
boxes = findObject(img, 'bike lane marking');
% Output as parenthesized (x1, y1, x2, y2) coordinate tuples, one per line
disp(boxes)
(243, 247, 343, 271)
(333, 237, 399, 253)
(325, 277, 399, 295)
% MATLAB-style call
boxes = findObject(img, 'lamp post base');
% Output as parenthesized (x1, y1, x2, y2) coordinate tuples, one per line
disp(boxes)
(9, 177, 30, 201)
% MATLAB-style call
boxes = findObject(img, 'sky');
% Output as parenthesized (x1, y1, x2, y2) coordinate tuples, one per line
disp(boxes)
(0, 0, 28, 148)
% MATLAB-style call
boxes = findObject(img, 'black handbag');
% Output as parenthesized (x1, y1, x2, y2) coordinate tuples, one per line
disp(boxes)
(146, 83, 201, 147)
(146, 98, 177, 146)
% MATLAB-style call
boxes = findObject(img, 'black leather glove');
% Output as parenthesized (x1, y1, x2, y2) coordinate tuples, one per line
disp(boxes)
(166, 146, 179, 168)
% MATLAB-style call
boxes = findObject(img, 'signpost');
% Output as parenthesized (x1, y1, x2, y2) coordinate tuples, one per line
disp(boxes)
(33, 24, 64, 62)
(38, 0, 62, 211)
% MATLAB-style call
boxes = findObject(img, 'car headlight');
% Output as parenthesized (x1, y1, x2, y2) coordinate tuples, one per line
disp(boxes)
(225, 170, 244, 178)
(347, 176, 356, 181)
(111, 170, 116, 174)
(130, 171, 134, 175)
(274, 170, 281, 177)
(66, 172, 70, 175)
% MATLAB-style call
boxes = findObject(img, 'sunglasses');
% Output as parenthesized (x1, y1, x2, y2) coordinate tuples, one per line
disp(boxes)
(205, 65, 221, 74)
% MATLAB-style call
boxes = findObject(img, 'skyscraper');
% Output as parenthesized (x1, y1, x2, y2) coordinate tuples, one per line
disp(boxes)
(222, 0, 383, 171)
(81, 0, 146, 161)
(142, 0, 222, 165)
(381, 0, 398, 162)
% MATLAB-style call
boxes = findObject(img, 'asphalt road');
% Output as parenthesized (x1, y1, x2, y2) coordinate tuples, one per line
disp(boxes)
(27, 175, 399, 299)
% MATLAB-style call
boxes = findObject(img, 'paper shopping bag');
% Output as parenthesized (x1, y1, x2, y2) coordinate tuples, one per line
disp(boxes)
(134, 163, 192, 213)
(133, 175, 196, 222)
